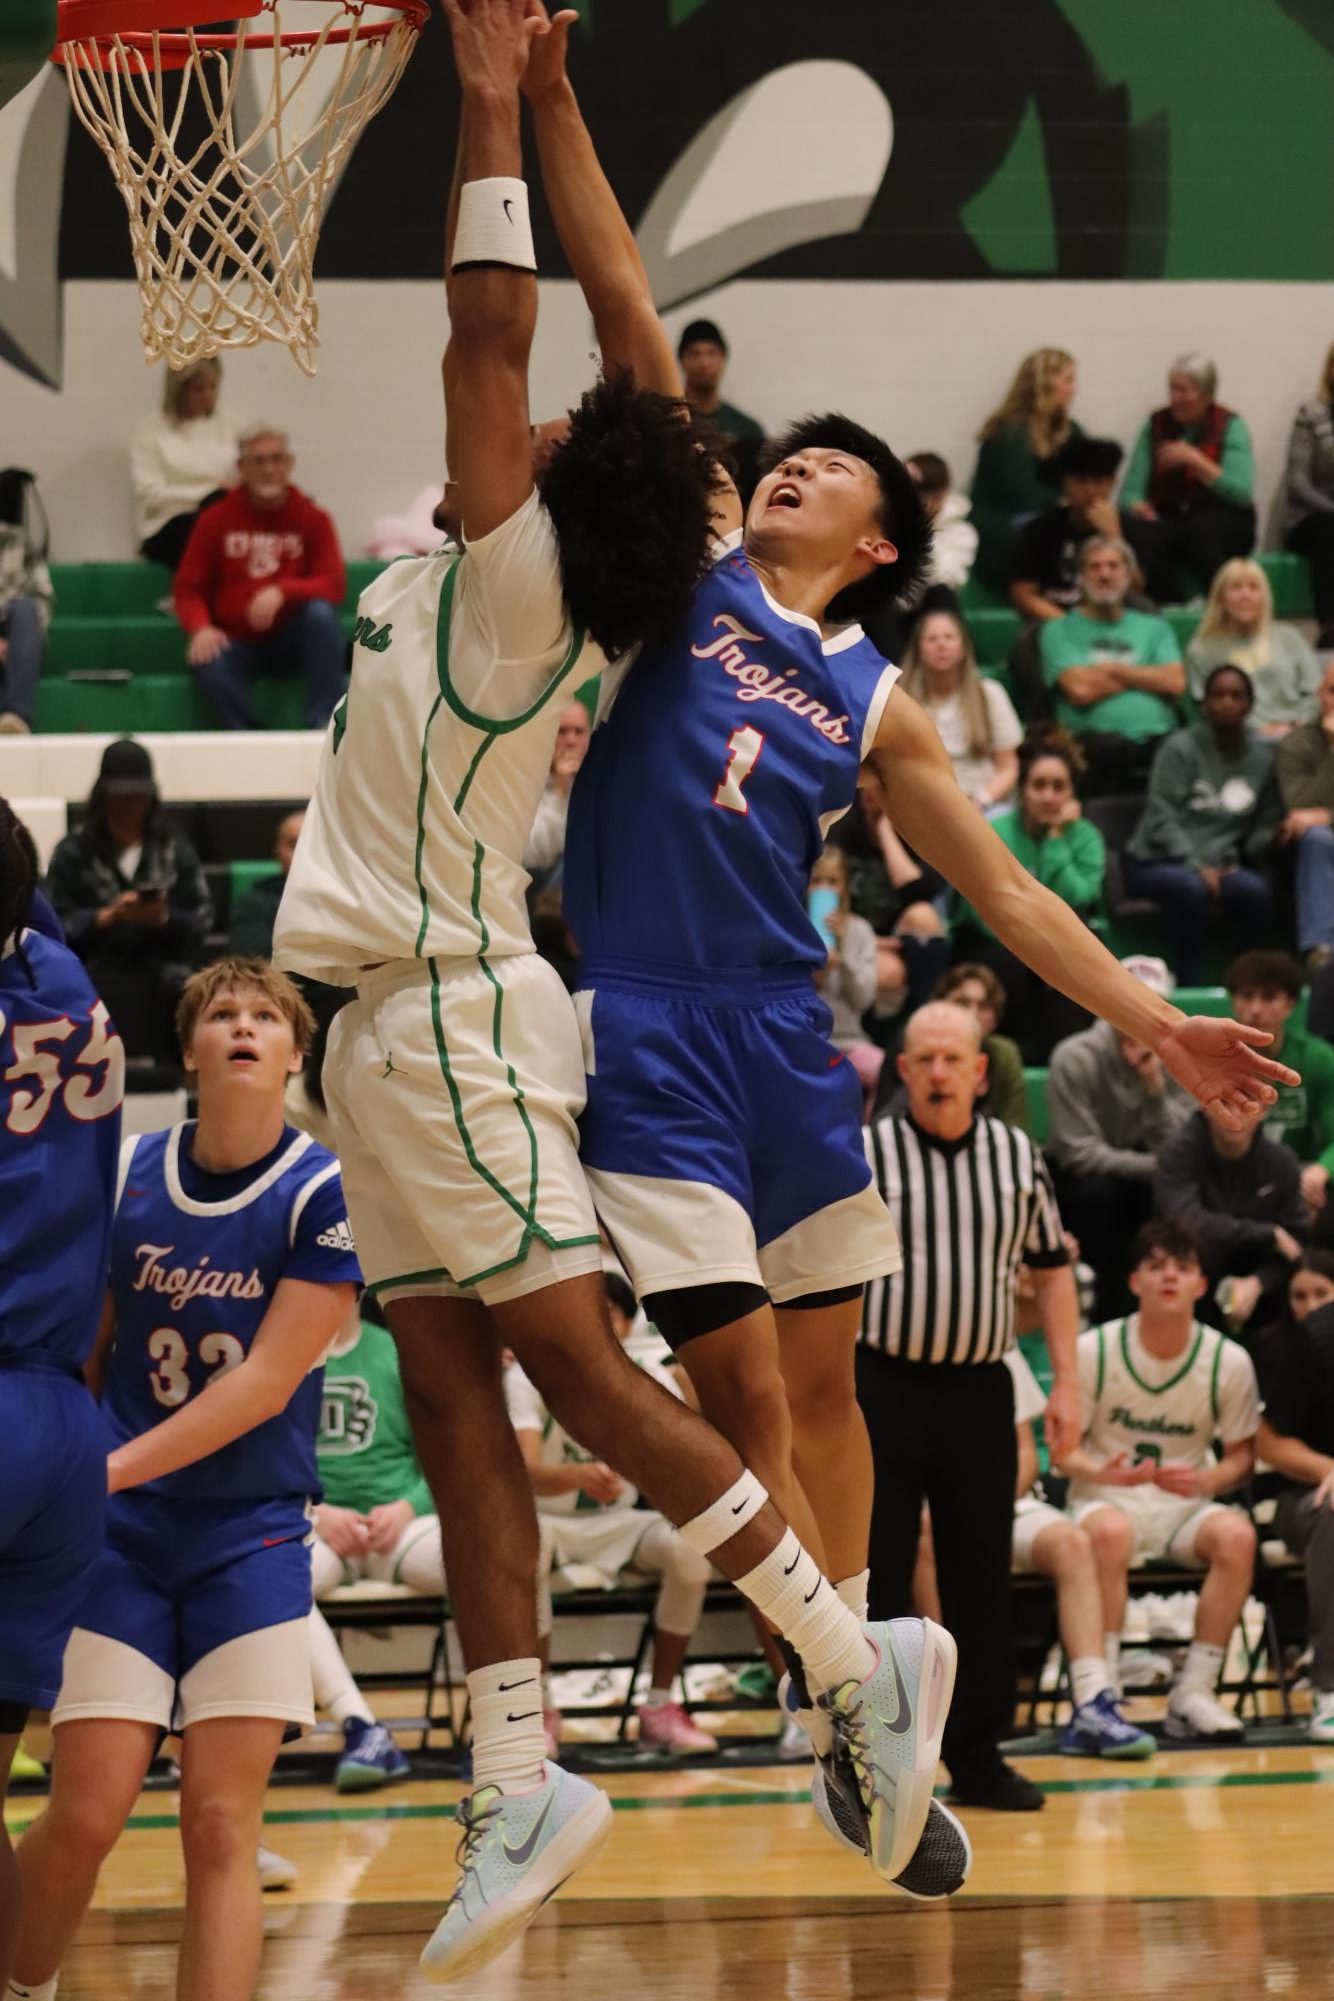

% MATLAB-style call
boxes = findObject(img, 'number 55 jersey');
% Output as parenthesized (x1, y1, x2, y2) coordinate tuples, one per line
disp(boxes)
(563, 537, 903, 1305)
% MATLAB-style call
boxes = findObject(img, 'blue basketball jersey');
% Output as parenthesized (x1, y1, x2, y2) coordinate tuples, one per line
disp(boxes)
(0, 928, 124, 1371)
(564, 539, 898, 976)
(104, 1123, 362, 1503)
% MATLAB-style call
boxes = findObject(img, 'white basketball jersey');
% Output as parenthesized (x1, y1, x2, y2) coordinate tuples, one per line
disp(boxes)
(275, 496, 595, 985)
(1070, 1315, 1250, 1498)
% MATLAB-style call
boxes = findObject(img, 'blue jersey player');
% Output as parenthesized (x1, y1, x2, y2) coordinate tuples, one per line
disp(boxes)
(552, 101, 1300, 1827)
(0, 799, 123, 1992)
(11, 958, 359, 2001)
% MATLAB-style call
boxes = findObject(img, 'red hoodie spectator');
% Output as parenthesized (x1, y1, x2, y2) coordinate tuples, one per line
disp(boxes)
(174, 429, 345, 639)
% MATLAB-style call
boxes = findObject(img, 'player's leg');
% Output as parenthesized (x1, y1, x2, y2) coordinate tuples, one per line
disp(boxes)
(1076, 1504, 1136, 1692)
(12, 1719, 158, 1990)
(176, 1716, 287, 2001)
(1165, 1507, 1254, 1740)
(0, 1725, 22, 1989)
(774, 1289, 873, 1588)
(623, 1518, 718, 1754)
(1025, 1518, 1154, 1761)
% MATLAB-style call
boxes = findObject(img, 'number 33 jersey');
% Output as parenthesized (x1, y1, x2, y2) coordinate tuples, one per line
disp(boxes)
(563, 535, 898, 976)
(104, 1125, 362, 1504)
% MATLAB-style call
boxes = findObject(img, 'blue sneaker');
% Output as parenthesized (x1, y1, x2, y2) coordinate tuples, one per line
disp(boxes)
(420, 1764, 613, 1983)
(336, 1717, 412, 1794)
(824, 1616, 957, 1885)
(1060, 1689, 1155, 1760)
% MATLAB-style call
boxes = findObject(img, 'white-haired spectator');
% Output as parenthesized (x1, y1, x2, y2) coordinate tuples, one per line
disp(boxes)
(1119, 353, 1257, 604)
(130, 358, 237, 571)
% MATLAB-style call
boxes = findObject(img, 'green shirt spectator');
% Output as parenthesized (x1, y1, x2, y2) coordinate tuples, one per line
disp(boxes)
(1120, 355, 1257, 605)
(677, 316, 765, 502)
(969, 347, 1082, 593)
(1121, 409, 1254, 512)
(1226, 949, 1334, 1198)
(958, 807, 1105, 942)
(318, 1318, 434, 1518)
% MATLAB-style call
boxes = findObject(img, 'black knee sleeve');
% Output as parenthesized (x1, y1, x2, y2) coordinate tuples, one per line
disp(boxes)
(643, 1281, 769, 1352)
(780, 1283, 863, 1312)
(0, 1699, 31, 1735)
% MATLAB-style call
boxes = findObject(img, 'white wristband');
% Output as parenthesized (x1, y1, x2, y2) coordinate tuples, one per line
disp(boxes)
(452, 177, 536, 274)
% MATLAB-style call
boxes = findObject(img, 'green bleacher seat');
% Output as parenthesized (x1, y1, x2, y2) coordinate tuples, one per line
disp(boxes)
(34, 673, 307, 734)
(966, 606, 1021, 666)
(230, 860, 279, 903)
(1024, 1066, 1049, 1145)
(1172, 985, 1229, 1017)
(1259, 551, 1313, 619)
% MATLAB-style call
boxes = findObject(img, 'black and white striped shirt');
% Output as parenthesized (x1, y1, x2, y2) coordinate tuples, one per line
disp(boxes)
(861, 1114, 1068, 1365)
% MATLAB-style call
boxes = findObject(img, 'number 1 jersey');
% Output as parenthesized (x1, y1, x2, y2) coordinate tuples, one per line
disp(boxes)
(563, 536, 898, 977)
(104, 1124, 362, 1503)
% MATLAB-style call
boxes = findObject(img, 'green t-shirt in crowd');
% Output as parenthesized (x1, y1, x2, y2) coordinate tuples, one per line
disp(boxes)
(1041, 606, 1181, 741)
(1262, 1020, 1334, 1176)
(317, 1320, 434, 1517)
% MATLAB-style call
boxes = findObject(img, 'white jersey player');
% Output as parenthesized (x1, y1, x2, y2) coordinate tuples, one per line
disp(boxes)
(1055, 1222, 1260, 1740)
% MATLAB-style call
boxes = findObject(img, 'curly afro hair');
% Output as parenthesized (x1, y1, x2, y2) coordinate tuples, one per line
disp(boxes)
(762, 413, 933, 624)
(0, 796, 38, 981)
(539, 370, 723, 662)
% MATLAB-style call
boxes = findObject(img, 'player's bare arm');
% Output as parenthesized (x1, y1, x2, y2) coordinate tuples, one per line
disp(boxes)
(441, 0, 543, 541)
(869, 686, 1299, 1125)
(83, 1290, 118, 1400)
(106, 1277, 356, 1493)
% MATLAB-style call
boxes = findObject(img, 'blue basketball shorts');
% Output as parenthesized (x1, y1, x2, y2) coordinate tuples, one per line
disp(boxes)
(0, 1365, 107, 1714)
(574, 963, 901, 1301)
(52, 1494, 315, 1734)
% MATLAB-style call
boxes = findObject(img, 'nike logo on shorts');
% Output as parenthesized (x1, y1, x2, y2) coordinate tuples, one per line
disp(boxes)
(502, 1792, 554, 1866)
(262, 1536, 291, 1547)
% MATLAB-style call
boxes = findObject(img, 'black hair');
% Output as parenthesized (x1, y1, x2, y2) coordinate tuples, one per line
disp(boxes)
(1226, 948, 1303, 1001)
(1045, 434, 1125, 485)
(1203, 661, 1254, 709)
(907, 450, 950, 493)
(678, 318, 727, 356)
(1130, 1218, 1203, 1270)
(603, 1270, 638, 1324)
(539, 371, 722, 663)
(762, 413, 933, 623)
(1294, 1248, 1334, 1286)
(0, 798, 38, 982)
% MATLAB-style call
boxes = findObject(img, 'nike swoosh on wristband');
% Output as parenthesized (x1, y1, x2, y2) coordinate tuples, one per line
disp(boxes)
(507, 1710, 541, 1723)
(783, 1554, 800, 1576)
(731, 1499, 747, 1513)
(498, 1679, 533, 1693)
(503, 198, 515, 223)
(803, 1582, 820, 1603)
(502, 1793, 555, 1866)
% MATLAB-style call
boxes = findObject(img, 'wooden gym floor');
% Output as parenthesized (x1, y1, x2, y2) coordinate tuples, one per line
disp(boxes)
(9, 1741, 1334, 2000)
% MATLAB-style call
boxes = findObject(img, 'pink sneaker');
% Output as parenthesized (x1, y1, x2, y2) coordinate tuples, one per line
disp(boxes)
(637, 1701, 718, 1755)
(543, 1707, 562, 1761)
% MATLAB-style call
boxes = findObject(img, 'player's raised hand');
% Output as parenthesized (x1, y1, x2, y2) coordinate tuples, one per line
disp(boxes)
(520, 1, 578, 101)
(440, 0, 542, 95)
(1155, 1013, 1299, 1130)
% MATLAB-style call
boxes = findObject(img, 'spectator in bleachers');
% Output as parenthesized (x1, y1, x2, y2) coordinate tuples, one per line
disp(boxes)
(906, 452, 978, 592)
(507, 1272, 719, 1757)
(932, 963, 1031, 1133)
(808, 844, 882, 1107)
(0, 507, 53, 737)
(1154, 1102, 1307, 1339)
(1040, 537, 1184, 796)
(898, 609, 1022, 813)
(1009, 436, 1127, 626)
(523, 700, 590, 892)
(1186, 560, 1320, 736)
(951, 728, 1103, 1063)
(174, 425, 347, 731)
(228, 808, 305, 960)
(1120, 353, 1257, 605)
(827, 774, 950, 1055)
(1225, 950, 1334, 1217)
(1276, 660, 1334, 964)
(306, 1298, 421, 1792)
(1254, 1259, 1334, 1742)
(45, 738, 211, 1064)
(1123, 665, 1281, 985)
(1046, 957, 1193, 1324)
(677, 318, 764, 504)
(130, 358, 235, 571)
(970, 348, 1081, 594)
(1280, 340, 1334, 650)
(1056, 1221, 1259, 1742)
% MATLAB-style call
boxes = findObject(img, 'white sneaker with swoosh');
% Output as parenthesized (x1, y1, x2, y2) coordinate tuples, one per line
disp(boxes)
(420, 1763, 613, 1983)
(824, 1616, 958, 1884)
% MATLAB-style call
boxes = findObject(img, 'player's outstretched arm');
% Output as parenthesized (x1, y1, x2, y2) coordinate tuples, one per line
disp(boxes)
(442, 0, 543, 542)
(522, 4, 681, 398)
(106, 1280, 357, 1494)
(869, 687, 1300, 1127)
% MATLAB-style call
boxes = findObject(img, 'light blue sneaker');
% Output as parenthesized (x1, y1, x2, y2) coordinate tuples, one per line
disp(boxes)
(420, 1763, 613, 1983)
(336, 1718, 412, 1794)
(1060, 1689, 1155, 1761)
(824, 1616, 958, 1885)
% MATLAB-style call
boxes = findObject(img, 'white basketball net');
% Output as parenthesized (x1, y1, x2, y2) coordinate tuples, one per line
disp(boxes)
(60, 4, 419, 376)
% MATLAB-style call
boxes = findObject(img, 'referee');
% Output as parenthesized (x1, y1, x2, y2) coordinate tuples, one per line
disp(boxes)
(857, 1001, 1081, 1812)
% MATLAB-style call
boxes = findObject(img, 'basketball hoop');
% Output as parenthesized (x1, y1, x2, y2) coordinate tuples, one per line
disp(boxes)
(53, 0, 428, 375)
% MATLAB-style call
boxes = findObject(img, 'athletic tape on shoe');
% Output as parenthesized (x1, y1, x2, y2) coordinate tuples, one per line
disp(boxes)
(453, 177, 537, 274)
(677, 1470, 768, 1555)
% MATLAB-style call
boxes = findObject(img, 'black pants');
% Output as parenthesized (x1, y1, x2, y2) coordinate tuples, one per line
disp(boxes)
(953, 931, 1091, 1065)
(1288, 511, 1334, 638)
(1051, 1165, 1154, 1324)
(140, 491, 227, 571)
(1120, 494, 1255, 605)
(856, 1347, 1017, 1780)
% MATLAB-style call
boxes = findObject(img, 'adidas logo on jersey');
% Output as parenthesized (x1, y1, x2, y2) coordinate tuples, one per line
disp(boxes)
(317, 1218, 356, 1252)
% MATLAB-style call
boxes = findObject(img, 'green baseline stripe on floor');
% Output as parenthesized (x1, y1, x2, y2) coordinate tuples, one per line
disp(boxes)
(9, 1763, 1333, 1835)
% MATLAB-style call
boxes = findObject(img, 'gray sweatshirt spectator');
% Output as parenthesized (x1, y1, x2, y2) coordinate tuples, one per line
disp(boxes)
(1155, 1108, 1308, 1327)
(1126, 722, 1281, 871)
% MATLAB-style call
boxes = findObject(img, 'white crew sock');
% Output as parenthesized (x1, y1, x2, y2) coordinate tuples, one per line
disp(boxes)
(307, 1607, 375, 1728)
(836, 1571, 871, 1623)
(8, 1978, 58, 2001)
(735, 1531, 876, 1695)
(642, 1686, 673, 1709)
(790, 1572, 873, 1758)
(1175, 1639, 1225, 1696)
(467, 1658, 547, 1796)
(1069, 1656, 1112, 1710)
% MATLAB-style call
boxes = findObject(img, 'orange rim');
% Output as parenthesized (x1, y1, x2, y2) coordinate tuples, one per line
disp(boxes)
(54, 0, 428, 65)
